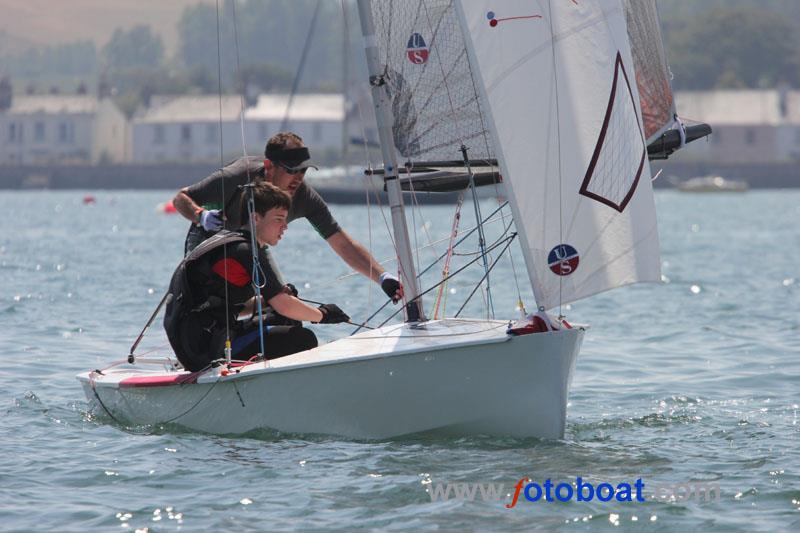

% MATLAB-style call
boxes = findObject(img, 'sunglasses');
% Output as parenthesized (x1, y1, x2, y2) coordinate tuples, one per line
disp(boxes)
(277, 162, 308, 175)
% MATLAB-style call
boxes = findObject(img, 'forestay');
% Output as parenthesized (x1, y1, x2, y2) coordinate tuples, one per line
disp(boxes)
(456, 0, 661, 310)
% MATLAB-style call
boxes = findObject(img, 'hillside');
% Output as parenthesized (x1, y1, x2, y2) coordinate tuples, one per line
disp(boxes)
(0, 0, 213, 57)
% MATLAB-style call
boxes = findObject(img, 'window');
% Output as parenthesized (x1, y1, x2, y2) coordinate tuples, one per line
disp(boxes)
(181, 124, 192, 142)
(58, 122, 74, 143)
(206, 124, 218, 143)
(794, 128, 800, 145)
(745, 129, 756, 145)
(34, 121, 45, 142)
(313, 121, 322, 142)
(258, 123, 268, 140)
(712, 130, 720, 144)
(8, 122, 16, 142)
(153, 125, 165, 144)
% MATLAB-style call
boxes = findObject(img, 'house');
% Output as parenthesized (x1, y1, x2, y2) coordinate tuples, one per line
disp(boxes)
(130, 93, 345, 164)
(674, 89, 800, 164)
(131, 95, 245, 163)
(0, 94, 128, 164)
(244, 94, 345, 155)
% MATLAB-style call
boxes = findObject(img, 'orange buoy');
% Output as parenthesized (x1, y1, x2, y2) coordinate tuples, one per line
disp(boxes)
(156, 200, 178, 214)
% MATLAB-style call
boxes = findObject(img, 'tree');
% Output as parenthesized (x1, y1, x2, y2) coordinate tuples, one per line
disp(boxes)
(102, 25, 164, 70)
(663, 7, 800, 90)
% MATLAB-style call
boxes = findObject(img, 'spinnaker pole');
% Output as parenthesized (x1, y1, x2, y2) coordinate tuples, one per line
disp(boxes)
(356, 0, 425, 322)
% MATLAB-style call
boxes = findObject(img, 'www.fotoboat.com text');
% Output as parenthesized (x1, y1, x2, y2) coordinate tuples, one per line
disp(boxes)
(426, 477, 721, 507)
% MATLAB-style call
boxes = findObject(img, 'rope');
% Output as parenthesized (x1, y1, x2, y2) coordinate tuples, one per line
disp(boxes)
(432, 192, 464, 319)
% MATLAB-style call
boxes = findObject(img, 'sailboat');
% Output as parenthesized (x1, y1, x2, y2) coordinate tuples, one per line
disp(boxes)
(77, 0, 708, 439)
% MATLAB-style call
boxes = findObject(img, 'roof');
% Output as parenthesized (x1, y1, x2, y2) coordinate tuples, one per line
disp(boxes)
(246, 94, 344, 121)
(135, 95, 243, 123)
(4, 95, 98, 115)
(675, 90, 783, 126)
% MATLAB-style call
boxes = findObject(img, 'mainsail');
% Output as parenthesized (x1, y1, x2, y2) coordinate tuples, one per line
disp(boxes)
(623, 0, 676, 144)
(456, 0, 661, 310)
(367, 0, 496, 163)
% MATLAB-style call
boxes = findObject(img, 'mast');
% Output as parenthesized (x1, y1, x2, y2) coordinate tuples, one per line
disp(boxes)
(356, 0, 425, 322)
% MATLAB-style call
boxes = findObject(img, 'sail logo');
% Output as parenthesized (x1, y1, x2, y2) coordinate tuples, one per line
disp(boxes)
(548, 244, 579, 276)
(406, 33, 429, 64)
(486, 10, 542, 28)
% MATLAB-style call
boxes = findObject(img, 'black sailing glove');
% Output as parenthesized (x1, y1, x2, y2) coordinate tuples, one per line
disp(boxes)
(316, 303, 350, 324)
(380, 272, 403, 303)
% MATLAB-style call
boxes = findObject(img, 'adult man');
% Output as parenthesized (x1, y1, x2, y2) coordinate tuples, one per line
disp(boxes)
(172, 132, 402, 303)
(164, 182, 350, 372)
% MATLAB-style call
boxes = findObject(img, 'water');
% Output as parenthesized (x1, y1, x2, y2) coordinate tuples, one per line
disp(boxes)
(1, 190, 798, 531)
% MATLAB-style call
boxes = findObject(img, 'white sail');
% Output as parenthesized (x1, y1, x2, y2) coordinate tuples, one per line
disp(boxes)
(456, 0, 661, 310)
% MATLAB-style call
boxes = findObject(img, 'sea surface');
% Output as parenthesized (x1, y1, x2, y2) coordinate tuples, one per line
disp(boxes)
(1, 190, 798, 531)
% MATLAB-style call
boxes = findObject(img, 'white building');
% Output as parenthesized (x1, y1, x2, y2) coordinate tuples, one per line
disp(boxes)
(131, 95, 245, 163)
(130, 93, 345, 164)
(674, 89, 800, 164)
(0, 95, 128, 164)
(245, 94, 345, 155)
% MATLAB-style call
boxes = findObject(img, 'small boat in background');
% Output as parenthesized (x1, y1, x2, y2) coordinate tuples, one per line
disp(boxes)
(678, 175, 748, 192)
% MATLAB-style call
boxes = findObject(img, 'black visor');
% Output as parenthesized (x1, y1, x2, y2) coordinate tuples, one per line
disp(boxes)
(265, 146, 318, 171)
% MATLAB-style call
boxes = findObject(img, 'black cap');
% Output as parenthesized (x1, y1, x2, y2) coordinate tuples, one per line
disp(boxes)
(264, 146, 318, 171)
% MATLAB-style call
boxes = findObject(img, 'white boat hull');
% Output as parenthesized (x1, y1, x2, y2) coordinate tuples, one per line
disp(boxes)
(78, 319, 583, 439)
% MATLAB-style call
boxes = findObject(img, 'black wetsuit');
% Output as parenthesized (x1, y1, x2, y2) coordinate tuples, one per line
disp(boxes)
(182, 156, 341, 254)
(164, 229, 318, 372)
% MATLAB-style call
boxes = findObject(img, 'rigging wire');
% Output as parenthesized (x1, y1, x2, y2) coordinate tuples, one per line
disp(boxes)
(421, 0, 494, 319)
(214, 0, 233, 363)
(311, 201, 510, 295)
(230, 0, 269, 361)
(280, 1, 323, 132)
(376, 232, 517, 329)
(454, 233, 517, 318)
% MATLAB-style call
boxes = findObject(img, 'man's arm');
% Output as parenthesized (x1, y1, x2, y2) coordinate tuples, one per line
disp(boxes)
(173, 188, 203, 224)
(326, 230, 385, 283)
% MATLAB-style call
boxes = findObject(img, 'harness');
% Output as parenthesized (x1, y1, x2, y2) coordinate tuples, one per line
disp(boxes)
(164, 231, 247, 370)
